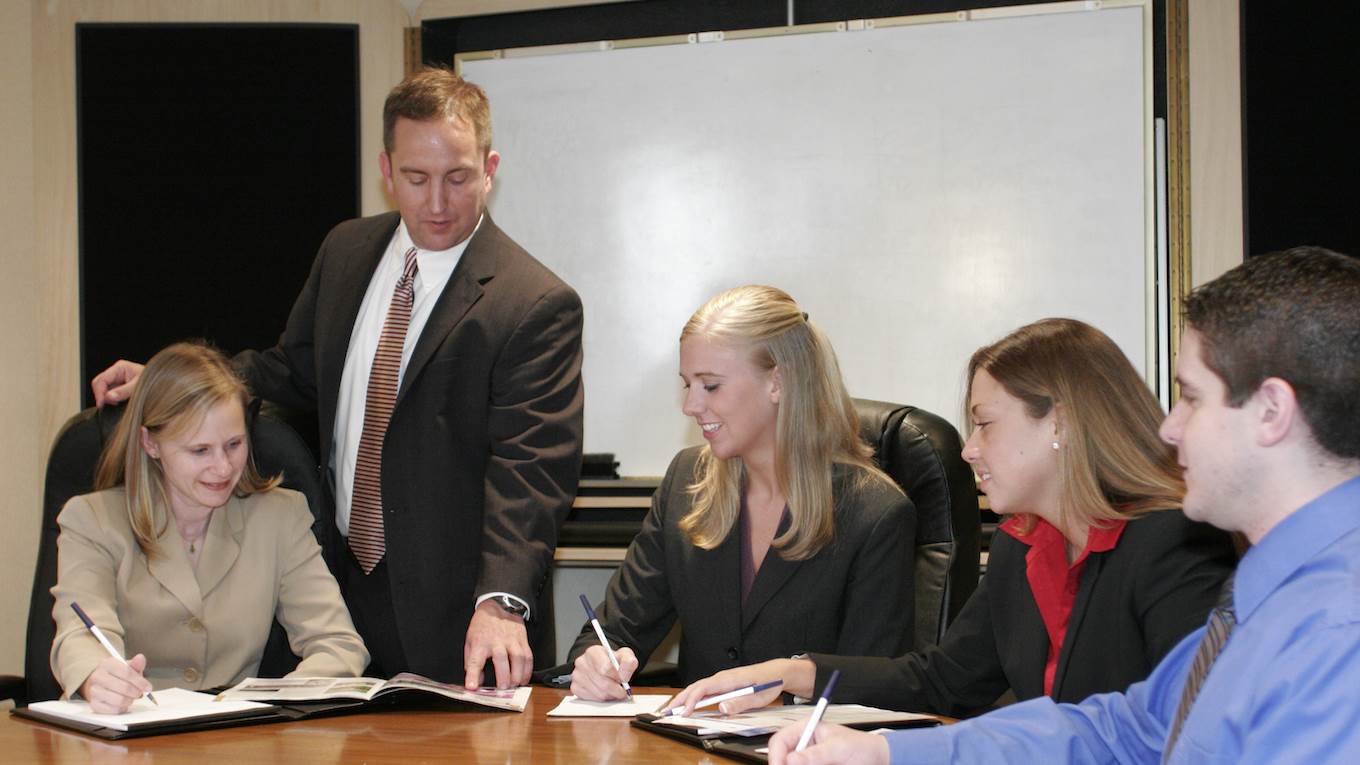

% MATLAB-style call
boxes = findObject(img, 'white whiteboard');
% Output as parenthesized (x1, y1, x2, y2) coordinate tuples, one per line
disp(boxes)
(463, 4, 1150, 476)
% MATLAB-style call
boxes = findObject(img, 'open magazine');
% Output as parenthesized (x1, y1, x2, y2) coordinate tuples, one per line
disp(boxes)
(217, 672, 532, 712)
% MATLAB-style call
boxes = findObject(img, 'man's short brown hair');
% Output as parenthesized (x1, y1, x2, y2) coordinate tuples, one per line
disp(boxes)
(1185, 246, 1360, 460)
(382, 66, 493, 157)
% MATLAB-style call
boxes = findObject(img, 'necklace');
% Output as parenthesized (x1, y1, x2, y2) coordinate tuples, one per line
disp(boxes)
(176, 513, 211, 557)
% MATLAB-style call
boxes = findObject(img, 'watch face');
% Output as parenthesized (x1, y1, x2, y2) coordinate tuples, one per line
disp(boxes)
(498, 597, 528, 617)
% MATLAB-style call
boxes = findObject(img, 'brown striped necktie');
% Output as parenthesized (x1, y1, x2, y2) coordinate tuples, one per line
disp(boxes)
(1163, 575, 1236, 760)
(348, 247, 418, 574)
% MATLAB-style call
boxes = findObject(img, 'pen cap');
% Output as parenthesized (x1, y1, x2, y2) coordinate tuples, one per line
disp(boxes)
(820, 669, 841, 699)
(578, 593, 598, 621)
(70, 602, 96, 629)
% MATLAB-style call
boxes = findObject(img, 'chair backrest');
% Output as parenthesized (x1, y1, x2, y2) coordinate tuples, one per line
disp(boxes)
(854, 398, 979, 648)
(21, 401, 324, 703)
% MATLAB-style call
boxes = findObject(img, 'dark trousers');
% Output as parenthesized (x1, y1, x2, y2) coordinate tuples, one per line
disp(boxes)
(342, 550, 410, 679)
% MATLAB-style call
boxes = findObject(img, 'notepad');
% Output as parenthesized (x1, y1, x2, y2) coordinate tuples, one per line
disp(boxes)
(547, 694, 672, 717)
(25, 688, 272, 732)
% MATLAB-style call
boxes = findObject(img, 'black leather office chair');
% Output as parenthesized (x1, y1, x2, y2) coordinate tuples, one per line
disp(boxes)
(854, 398, 980, 648)
(0, 401, 324, 707)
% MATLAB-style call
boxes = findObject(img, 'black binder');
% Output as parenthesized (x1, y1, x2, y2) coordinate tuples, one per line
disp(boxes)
(631, 710, 941, 763)
(11, 699, 376, 740)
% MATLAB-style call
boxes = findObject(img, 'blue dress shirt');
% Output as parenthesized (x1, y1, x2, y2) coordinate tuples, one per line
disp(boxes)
(885, 475, 1360, 764)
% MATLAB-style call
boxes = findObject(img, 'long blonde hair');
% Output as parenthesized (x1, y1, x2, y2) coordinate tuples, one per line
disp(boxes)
(678, 286, 897, 560)
(966, 318, 1183, 535)
(94, 342, 280, 556)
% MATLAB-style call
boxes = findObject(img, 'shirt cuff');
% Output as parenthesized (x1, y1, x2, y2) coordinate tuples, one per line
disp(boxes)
(885, 725, 955, 764)
(475, 592, 532, 621)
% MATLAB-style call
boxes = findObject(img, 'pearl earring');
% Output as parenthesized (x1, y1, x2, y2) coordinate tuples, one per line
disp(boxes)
(1051, 441, 1060, 450)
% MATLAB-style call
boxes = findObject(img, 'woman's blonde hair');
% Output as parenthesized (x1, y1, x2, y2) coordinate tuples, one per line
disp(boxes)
(966, 318, 1183, 535)
(678, 285, 896, 560)
(94, 341, 280, 556)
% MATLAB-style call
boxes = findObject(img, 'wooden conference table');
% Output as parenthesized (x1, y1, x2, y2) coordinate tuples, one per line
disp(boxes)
(6, 686, 929, 764)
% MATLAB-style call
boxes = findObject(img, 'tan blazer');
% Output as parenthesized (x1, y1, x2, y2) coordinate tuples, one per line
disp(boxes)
(50, 487, 369, 695)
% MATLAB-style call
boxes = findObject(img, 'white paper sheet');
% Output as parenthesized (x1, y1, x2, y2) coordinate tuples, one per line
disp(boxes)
(546, 694, 672, 717)
(26, 687, 271, 731)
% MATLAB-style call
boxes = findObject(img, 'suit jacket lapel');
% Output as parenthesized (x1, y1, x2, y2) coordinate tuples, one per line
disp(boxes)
(146, 515, 203, 617)
(741, 511, 802, 631)
(1052, 551, 1105, 696)
(395, 217, 497, 404)
(706, 523, 744, 651)
(194, 497, 244, 600)
(1002, 557, 1050, 697)
(318, 213, 400, 434)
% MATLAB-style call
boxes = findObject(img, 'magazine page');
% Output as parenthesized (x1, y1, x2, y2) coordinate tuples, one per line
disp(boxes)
(217, 677, 387, 702)
(377, 673, 532, 711)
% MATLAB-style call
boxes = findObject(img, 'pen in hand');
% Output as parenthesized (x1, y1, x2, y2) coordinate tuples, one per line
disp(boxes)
(70, 602, 158, 707)
(665, 679, 784, 716)
(794, 669, 840, 752)
(578, 594, 632, 699)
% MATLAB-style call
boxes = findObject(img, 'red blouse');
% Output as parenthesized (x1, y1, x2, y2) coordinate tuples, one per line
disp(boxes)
(999, 515, 1127, 695)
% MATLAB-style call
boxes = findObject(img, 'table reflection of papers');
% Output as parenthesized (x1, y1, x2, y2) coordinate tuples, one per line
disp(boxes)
(655, 704, 935, 736)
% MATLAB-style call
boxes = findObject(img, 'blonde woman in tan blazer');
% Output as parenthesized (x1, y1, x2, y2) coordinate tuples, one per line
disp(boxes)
(50, 342, 367, 713)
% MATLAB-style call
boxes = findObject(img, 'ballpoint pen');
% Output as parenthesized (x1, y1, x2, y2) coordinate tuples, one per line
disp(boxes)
(664, 679, 783, 716)
(794, 669, 840, 752)
(578, 594, 632, 699)
(70, 602, 158, 706)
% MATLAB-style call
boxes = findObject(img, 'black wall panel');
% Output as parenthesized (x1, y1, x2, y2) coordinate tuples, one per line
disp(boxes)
(78, 24, 359, 405)
(1242, 1, 1359, 258)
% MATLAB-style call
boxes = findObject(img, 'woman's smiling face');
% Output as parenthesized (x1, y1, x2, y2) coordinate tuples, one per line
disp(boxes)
(679, 335, 780, 464)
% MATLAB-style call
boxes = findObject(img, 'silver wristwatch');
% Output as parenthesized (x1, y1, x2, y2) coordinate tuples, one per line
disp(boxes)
(494, 595, 529, 619)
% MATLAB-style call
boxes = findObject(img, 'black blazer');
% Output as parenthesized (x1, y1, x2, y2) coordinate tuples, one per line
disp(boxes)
(568, 446, 917, 686)
(811, 509, 1236, 716)
(236, 212, 584, 681)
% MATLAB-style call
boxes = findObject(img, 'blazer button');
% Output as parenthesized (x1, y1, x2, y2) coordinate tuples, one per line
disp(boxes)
(727, 647, 739, 661)
(183, 667, 200, 683)
(187, 617, 205, 633)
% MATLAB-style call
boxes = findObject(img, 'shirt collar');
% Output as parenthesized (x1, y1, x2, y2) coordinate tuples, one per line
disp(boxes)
(392, 214, 483, 292)
(999, 514, 1127, 557)
(1234, 474, 1360, 623)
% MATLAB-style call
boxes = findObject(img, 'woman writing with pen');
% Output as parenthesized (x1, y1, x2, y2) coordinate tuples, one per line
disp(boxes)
(668, 319, 1236, 718)
(566, 285, 916, 700)
(49, 342, 368, 713)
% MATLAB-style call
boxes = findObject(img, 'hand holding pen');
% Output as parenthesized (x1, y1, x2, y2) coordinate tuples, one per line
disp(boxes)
(572, 594, 635, 700)
(662, 679, 783, 717)
(71, 602, 158, 714)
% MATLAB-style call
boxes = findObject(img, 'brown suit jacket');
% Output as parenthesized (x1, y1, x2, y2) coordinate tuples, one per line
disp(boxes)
(235, 212, 584, 680)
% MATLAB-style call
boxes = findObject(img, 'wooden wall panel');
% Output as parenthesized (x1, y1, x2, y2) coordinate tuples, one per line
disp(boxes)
(1188, 0, 1244, 285)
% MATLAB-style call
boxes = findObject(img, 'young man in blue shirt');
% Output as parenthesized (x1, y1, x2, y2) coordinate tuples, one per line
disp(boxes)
(770, 246, 1360, 765)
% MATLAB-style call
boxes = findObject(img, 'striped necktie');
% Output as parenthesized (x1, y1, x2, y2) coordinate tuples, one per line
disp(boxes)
(348, 247, 418, 574)
(1163, 574, 1236, 760)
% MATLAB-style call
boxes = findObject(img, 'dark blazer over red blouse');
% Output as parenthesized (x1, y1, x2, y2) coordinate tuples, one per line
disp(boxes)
(809, 508, 1236, 716)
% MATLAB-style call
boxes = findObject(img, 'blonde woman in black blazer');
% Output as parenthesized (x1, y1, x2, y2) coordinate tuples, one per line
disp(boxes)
(568, 286, 915, 698)
(670, 319, 1235, 717)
